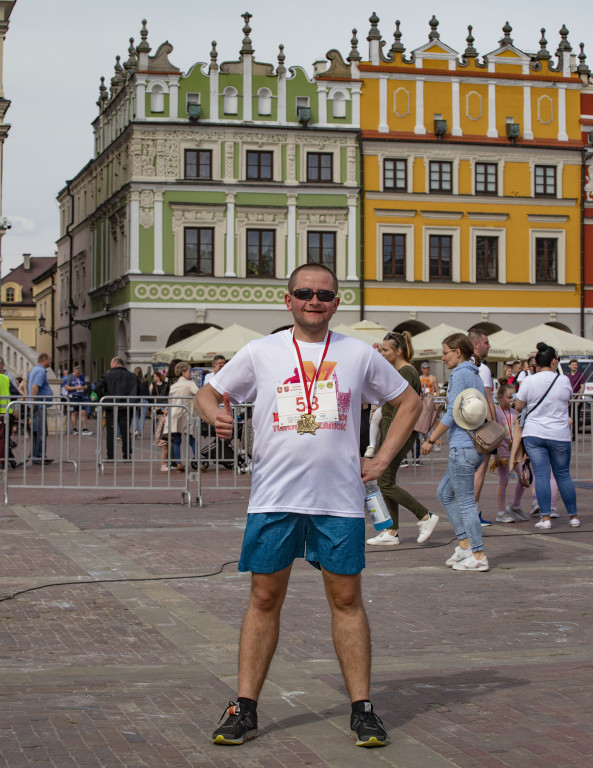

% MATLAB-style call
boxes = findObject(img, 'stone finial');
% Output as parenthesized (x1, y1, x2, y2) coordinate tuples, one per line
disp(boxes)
(464, 25, 477, 58)
(137, 19, 150, 54)
(428, 15, 440, 41)
(536, 28, 551, 60)
(390, 20, 405, 54)
(577, 43, 591, 76)
(241, 11, 254, 55)
(277, 43, 286, 75)
(124, 37, 138, 75)
(499, 21, 513, 47)
(348, 29, 362, 61)
(557, 24, 572, 53)
(209, 40, 218, 71)
(111, 55, 124, 93)
(97, 76, 108, 109)
(367, 12, 381, 41)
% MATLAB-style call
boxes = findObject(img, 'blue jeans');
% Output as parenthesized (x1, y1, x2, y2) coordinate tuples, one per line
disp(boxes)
(437, 446, 484, 552)
(134, 399, 148, 434)
(32, 407, 47, 459)
(523, 436, 577, 517)
(171, 432, 196, 464)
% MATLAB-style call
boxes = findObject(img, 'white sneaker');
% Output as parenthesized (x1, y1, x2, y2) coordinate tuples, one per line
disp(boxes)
(495, 511, 515, 524)
(416, 513, 439, 543)
(569, 517, 581, 527)
(535, 519, 552, 530)
(550, 507, 559, 518)
(366, 530, 400, 546)
(452, 554, 490, 572)
(508, 505, 529, 522)
(445, 546, 472, 567)
(364, 445, 376, 458)
(81, 429, 93, 436)
(530, 501, 540, 516)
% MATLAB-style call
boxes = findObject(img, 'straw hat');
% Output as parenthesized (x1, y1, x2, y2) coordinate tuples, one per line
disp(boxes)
(453, 388, 487, 430)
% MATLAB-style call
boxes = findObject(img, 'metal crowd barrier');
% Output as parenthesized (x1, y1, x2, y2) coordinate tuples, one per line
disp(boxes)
(2, 395, 591, 504)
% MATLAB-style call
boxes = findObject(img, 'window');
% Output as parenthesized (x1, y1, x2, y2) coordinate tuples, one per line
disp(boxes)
(184, 149, 212, 180)
(332, 91, 346, 118)
(535, 238, 557, 282)
(257, 87, 272, 116)
(150, 84, 164, 113)
(307, 232, 336, 272)
(534, 165, 556, 197)
(476, 236, 498, 281)
(429, 161, 452, 193)
(223, 86, 238, 115)
(184, 228, 214, 276)
(5, 287, 15, 302)
(247, 230, 275, 277)
(475, 163, 497, 195)
(382, 234, 406, 279)
(429, 235, 452, 280)
(384, 159, 407, 191)
(246, 151, 273, 181)
(307, 153, 333, 182)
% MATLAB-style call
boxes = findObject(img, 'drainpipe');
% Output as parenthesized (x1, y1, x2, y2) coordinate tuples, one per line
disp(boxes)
(358, 129, 365, 321)
(66, 182, 74, 371)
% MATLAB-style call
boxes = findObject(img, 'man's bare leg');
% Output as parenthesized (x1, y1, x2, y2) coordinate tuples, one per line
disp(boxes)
(321, 568, 370, 701)
(237, 565, 293, 700)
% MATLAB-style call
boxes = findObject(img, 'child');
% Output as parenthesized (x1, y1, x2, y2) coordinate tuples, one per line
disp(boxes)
(492, 384, 529, 523)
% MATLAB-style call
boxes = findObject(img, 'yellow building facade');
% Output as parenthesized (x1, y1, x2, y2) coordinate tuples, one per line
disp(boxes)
(358, 16, 589, 335)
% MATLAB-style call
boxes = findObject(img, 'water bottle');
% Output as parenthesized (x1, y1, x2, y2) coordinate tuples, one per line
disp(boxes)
(364, 479, 393, 530)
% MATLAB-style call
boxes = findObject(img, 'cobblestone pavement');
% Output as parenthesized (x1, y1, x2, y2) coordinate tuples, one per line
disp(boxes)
(1, 464, 592, 767)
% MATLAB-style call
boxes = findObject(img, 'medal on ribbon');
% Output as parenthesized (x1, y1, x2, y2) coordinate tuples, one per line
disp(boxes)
(292, 329, 332, 436)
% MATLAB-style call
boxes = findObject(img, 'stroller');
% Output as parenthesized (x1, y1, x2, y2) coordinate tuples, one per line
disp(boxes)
(199, 409, 252, 471)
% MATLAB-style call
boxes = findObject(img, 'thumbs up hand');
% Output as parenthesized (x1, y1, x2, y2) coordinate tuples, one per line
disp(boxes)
(215, 392, 234, 439)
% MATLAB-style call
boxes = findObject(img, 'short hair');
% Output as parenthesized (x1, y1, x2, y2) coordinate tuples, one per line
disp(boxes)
(467, 327, 488, 345)
(569, 358, 578, 365)
(175, 361, 190, 377)
(287, 263, 338, 294)
(73, 365, 82, 373)
(38, 353, 50, 363)
(111, 356, 125, 367)
(421, 362, 430, 368)
(212, 355, 226, 364)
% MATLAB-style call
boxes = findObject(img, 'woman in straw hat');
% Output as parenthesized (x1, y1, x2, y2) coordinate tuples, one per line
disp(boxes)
(421, 333, 490, 571)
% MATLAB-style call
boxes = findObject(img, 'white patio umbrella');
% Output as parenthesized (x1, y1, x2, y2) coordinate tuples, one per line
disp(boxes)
(410, 323, 466, 360)
(509, 324, 593, 359)
(331, 320, 387, 345)
(152, 326, 220, 364)
(183, 323, 264, 362)
(486, 329, 515, 361)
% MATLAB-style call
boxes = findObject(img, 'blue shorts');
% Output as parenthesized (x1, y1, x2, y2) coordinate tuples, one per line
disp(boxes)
(239, 512, 365, 575)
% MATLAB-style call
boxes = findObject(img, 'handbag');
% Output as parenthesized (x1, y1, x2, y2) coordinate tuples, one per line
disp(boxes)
(466, 420, 506, 455)
(519, 457, 533, 488)
(414, 393, 440, 434)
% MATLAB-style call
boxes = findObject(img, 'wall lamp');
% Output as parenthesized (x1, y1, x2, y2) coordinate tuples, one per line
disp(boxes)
(38, 312, 58, 338)
(103, 293, 129, 321)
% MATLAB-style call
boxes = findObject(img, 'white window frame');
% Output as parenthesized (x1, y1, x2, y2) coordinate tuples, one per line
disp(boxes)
(470, 227, 506, 283)
(530, 161, 563, 198)
(376, 223, 414, 282)
(426, 158, 459, 195)
(301, 145, 339, 184)
(147, 81, 167, 113)
(328, 87, 350, 119)
(241, 144, 280, 182)
(471, 160, 503, 197)
(422, 226, 460, 283)
(529, 228, 565, 284)
(180, 139, 221, 181)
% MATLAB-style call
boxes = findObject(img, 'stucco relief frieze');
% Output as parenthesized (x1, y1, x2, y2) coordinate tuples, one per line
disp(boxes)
(287, 144, 297, 183)
(139, 190, 154, 229)
(297, 211, 347, 231)
(585, 166, 593, 202)
(236, 210, 287, 225)
(141, 141, 157, 177)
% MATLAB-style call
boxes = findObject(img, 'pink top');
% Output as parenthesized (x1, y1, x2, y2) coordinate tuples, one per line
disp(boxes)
(495, 405, 516, 458)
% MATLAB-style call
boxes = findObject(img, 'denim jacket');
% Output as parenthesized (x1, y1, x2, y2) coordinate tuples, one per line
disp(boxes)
(441, 360, 486, 449)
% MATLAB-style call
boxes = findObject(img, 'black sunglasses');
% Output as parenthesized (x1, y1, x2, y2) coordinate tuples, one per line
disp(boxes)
(291, 288, 336, 302)
(384, 332, 401, 346)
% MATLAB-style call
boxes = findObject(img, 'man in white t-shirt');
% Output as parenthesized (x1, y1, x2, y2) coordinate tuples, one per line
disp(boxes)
(468, 329, 497, 526)
(203, 355, 226, 386)
(195, 264, 421, 749)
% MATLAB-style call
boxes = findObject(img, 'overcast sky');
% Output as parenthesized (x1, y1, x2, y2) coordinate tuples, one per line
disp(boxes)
(1, 0, 590, 274)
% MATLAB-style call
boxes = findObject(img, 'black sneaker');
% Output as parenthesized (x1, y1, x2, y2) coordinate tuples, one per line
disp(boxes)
(350, 702, 388, 747)
(212, 701, 258, 745)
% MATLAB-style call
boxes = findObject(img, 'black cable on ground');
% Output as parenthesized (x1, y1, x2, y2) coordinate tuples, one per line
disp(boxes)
(0, 527, 591, 604)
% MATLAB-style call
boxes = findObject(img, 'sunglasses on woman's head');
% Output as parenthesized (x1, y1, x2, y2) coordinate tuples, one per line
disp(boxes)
(291, 288, 336, 302)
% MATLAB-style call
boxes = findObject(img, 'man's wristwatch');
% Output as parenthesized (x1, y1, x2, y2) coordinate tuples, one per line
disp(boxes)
(427, 437, 435, 445)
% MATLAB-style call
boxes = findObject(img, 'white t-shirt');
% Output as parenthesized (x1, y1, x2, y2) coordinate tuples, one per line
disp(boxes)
(203, 371, 214, 386)
(517, 372, 572, 441)
(211, 330, 408, 518)
(478, 362, 493, 391)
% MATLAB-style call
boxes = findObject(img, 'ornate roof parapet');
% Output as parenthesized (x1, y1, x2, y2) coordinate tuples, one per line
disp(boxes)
(124, 37, 138, 77)
(276, 43, 286, 76)
(551, 24, 572, 74)
(322, 48, 352, 78)
(96, 76, 108, 112)
(428, 15, 440, 41)
(136, 19, 151, 69)
(577, 43, 591, 79)
(348, 29, 361, 62)
(536, 28, 551, 61)
(147, 41, 180, 72)
(110, 56, 124, 98)
(459, 24, 485, 68)
(367, 12, 382, 65)
(390, 20, 405, 56)
(209, 41, 218, 73)
(240, 11, 254, 56)
(499, 21, 513, 47)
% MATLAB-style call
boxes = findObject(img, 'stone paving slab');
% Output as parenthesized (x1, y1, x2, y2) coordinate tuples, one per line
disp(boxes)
(0, 478, 592, 767)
